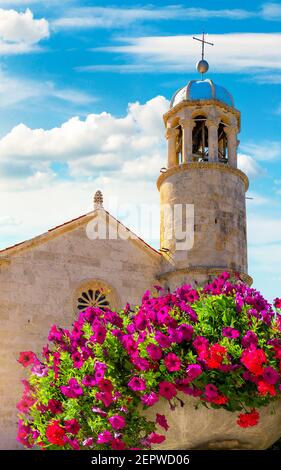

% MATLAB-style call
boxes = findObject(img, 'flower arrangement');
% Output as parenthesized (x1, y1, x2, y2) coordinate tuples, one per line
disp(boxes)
(17, 273, 281, 449)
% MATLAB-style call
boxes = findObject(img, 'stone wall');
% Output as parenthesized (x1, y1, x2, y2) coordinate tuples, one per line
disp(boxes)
(158, 163, 249, 287)
(0, 219, 160, 449)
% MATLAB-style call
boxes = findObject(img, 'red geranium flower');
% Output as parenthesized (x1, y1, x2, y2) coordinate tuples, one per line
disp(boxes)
(257, 381, 276, 396)
(46, 421, 66, 446)
(237, 409, 259, 428)
(241, 348, 267, 376)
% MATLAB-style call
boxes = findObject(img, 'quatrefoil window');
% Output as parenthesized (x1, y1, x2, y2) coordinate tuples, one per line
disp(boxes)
(77, 288, 110, 311)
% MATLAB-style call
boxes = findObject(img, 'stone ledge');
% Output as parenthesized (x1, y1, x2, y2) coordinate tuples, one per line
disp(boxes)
(156, 266, 253, 286)
(157, 162, 249, 192)
(163, 98, 241, 129)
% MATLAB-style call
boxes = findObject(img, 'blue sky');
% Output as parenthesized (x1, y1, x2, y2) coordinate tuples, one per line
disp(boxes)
(0, 0, 280, 301)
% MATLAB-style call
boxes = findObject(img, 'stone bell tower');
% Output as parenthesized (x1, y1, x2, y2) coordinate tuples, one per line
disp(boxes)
(157, 35, 252, 290)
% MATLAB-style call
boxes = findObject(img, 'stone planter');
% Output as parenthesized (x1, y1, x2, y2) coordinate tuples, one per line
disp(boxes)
(142, 393, 281, 449)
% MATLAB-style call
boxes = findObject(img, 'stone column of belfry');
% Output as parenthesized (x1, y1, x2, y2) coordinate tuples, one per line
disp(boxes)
(206, 118, 219, 162)
(180, 118, 195, 163)
(225, 126, 238, 167)
(166, 127, 179, 168)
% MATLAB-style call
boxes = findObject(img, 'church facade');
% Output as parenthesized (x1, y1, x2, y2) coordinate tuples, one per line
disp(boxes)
(0, 73, 252, 448)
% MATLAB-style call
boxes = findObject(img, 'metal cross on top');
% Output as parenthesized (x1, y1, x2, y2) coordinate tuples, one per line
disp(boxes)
(193, 32, 214, 61)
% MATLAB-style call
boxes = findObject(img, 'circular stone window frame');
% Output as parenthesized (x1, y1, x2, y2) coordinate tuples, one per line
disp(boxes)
(73, 279, 120, 313)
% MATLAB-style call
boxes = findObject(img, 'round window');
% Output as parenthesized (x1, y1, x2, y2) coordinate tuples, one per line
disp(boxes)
(77, 288, 110, 311)
(74, 280, 119, 313)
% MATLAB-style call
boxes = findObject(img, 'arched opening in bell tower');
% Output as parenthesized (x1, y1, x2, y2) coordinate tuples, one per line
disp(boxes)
(175, 125, 183, 164)
(192, 115, 209, 162)
(218, 121, 228, 164)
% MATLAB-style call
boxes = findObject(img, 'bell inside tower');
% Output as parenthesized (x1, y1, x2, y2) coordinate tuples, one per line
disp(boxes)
(218, 121, 228, 163)
(192, 116, 209, 162)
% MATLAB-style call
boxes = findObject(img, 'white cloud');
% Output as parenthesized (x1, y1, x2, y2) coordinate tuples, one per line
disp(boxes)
(237, 153, 265, 177)
(0, 96, 168, 166)
(241, 142, 281, 161)
(0, 8, 49, 54)
(53, 4, 281, 30)
(260, 3, 281, 20)
(248, 215, 281, 245)
(82, 33, 281, 75)
(0, 68, 96, 108)
(53, 6, 254, 29)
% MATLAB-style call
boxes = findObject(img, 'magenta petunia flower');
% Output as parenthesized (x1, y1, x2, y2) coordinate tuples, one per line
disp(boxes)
(131, 355, 150, 371)
(16, 395, 36, 413)
(67, 438, 80, 450)
(146, 343, 162, 361)
(178, 324, 194, 341)
(241, 330, 258, 348)
(128, 377, 146, 392)
(168, 327, 183, 344)
(111, 438, 126, 450)
(262, 366, 279, 385)
(31, 364, 48, 377)
(48, 324, 63, 343)
(186, 364, 202, 381)
(134, 312, 149, 331)
(64, 419, 80, 435)
(141, 392, 159, 407)
(82, 375, 96, 387)
(164, 353, 181, 372)
(108, 415, 126, 430)
(71, 352, 84, 369)
(155, 331, 171, 348)
(92, 406, 107, 417)
(205, 384, 219, 401)
(156, 413, 169, 431)
(148, 432, 166, 444)
(18, 351, 37, 368)
(97, 430, 113, 444)
(159, 381, 177, 400)
(96, 391, 113, 407)
(60, 378, 83, 398)
(193, 336, 209, 351)
(94, 361, 107, 382)
(48, 399, 63, 415)
(97, 378, 114, 392)
(83, 437, 94, 447)
(91, 323, 106, 344)
(222, 327, 240, 339)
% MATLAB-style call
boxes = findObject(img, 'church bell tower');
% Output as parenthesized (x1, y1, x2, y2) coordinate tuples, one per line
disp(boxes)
(157, 34, 252, 290)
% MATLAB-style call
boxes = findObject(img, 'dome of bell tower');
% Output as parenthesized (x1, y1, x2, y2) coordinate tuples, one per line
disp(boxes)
(170, 79, 234, 109)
